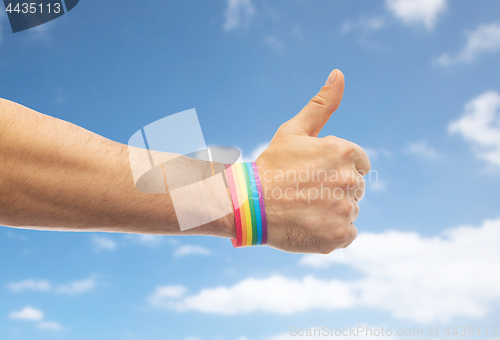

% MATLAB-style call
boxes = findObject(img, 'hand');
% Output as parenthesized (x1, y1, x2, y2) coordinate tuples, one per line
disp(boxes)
(256, 70, 371, 254)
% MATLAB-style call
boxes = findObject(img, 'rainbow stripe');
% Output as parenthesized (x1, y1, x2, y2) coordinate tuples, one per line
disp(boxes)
(225, 162, 267, 247)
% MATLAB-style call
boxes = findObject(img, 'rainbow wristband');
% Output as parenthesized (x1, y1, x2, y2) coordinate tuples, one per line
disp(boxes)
(225, 162, 267, 247)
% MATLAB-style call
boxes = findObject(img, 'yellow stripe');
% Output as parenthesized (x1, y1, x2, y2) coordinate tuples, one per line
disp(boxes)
(236, 163, 253, 246)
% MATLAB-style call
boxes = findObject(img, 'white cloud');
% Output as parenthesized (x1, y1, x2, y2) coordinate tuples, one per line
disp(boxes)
(385, 0, 447, 30)
(301, 216, 500, 322)
(125, 234, 163, 247)
(360, 148, 388, 192)
(96, 233, 167, 249)
(362, 147, 392, 161)
(340, 17, 386, 34)
(174, 245, 211, 257)
(91, 235, 117, 251)
(149, 285, 188, 307)
(404, 140, 438, 159)
(8, 307, 64, 330)
(150, 217, 500, 323)
(148, 275, 355, 315)
(449, 91, 500, 167)
(291, 26, 305, 43)
(54, 278, 96, 295)
(263, 35, 284, 52)
(368, 180, 386, 192)
(363, 147, 378, 160)
(7, 279, 51, 292)
(223, 0, 255, 31)
(7, 277, 96, 295)
(9, 307, 44, 321)
(38, 321, 63, 331)
(241, 142, 269, 162)
(5, 231, 27, 241)
(437, 22, 500, 66)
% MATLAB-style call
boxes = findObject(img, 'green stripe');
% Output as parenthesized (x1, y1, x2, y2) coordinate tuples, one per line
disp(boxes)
(243, 162, 258, 246)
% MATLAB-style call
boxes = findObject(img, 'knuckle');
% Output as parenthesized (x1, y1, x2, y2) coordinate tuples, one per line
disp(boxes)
(309, 93, 329, 109)
(351, 203, 360, 220)
(363, 153, 372, 173)
(323, 137, 339, 157)
(341, 174, 358, 188)
(357, 147, 372, 175)
(323, 135, 338, 146)
(354, 187, 365, 201)
(323, 136, 342, 154)
(309, 88, 339, 112)
(341, 143, 357, 160)
(332, 223, 352, 243)
(337, 200, 354, 217)
(318, 220, 355, 254)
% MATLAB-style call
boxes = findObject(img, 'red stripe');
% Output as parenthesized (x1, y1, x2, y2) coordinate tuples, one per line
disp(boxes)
(225, 164, 242, 247)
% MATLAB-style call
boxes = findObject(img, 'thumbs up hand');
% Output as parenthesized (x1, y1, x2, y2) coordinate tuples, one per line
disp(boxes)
(256, 70, 371, 254)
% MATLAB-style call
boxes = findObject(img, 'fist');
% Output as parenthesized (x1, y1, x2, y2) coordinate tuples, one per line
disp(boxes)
(256, 70, 371, 254)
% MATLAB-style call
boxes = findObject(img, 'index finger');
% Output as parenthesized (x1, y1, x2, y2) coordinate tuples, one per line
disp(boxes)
(353, 144, 371, 176)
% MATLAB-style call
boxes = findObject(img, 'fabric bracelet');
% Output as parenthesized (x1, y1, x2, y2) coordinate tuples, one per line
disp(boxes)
(225, 162, 267, 247)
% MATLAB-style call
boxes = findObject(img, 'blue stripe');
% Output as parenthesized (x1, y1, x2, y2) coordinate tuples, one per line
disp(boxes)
(246, 162, 262, 245)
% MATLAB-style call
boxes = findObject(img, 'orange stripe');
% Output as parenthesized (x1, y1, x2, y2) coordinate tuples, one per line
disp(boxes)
(210, 161, 215, 176)
(236, 163, 253, 246)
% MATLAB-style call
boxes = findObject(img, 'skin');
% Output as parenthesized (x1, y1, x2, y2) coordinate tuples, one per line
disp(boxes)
(0, 69, 370, 254)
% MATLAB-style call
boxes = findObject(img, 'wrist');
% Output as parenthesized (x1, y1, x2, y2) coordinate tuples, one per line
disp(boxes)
(223, 161, 268, 247)
(205, 161, 236, 238)
(172, 160, 236, 238)
(209, 163, 236, 239)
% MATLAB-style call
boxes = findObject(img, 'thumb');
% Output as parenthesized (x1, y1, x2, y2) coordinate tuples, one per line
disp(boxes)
(286, 69, 345, 137)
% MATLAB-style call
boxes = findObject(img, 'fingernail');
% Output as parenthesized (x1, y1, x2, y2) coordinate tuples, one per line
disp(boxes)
(325, 69, 337, 86)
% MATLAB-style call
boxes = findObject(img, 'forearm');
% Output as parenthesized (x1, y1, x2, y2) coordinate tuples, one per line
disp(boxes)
(0, 99, 235, 238)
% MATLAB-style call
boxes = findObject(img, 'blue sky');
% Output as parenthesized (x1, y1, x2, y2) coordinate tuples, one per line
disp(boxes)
(1, 0, 500, 339)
